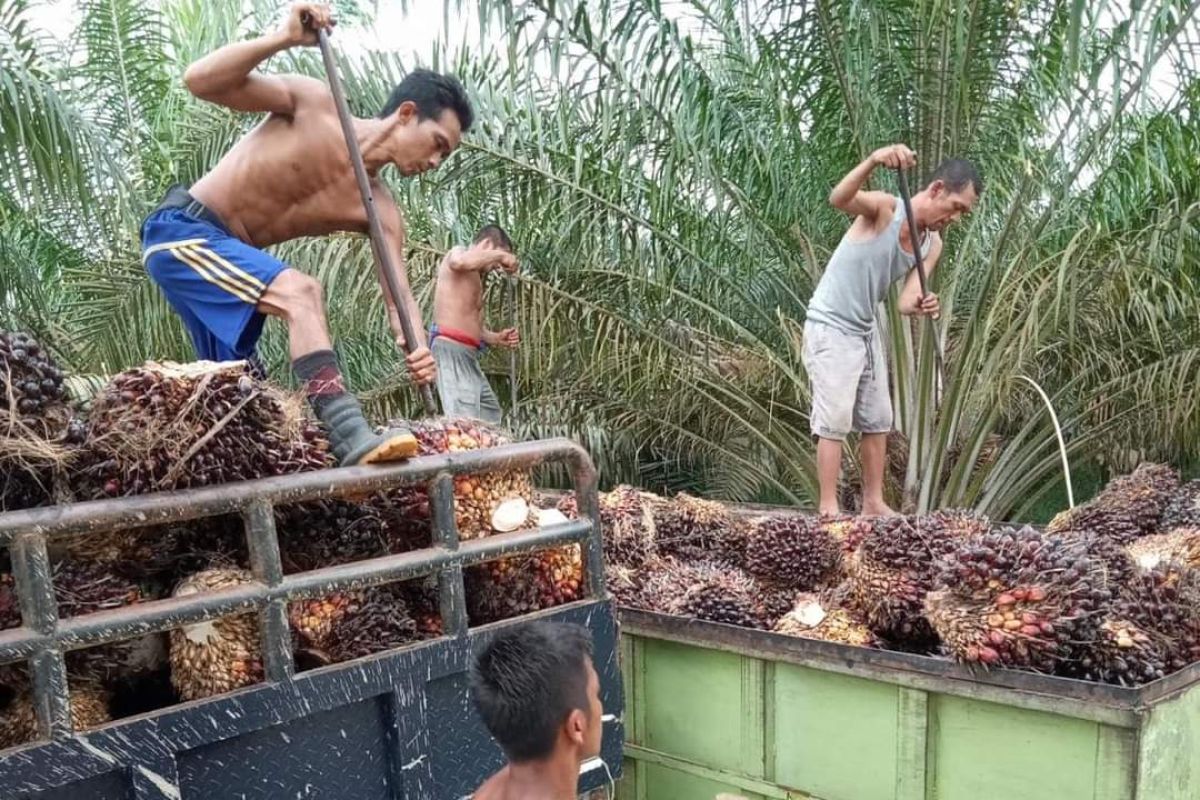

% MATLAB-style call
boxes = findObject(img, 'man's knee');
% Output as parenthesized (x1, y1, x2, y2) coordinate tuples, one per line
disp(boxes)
(267, 270, 324, 321)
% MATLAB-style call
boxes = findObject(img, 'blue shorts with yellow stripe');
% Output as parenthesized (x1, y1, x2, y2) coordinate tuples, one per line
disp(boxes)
(141, 205, 286, 363)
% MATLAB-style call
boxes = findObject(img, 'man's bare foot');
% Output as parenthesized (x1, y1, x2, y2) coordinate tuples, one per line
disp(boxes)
(859, 501, 897, 517)
(819, 504, 841, 516)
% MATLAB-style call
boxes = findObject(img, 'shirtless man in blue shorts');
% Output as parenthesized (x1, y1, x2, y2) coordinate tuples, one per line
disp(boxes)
(141, 3, 470, 465)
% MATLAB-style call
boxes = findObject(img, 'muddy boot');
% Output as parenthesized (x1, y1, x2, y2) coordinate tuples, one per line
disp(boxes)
(318, 394, 418, 466)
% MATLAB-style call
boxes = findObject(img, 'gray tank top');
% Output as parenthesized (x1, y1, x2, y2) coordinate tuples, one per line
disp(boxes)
(806, 195, 932, 335)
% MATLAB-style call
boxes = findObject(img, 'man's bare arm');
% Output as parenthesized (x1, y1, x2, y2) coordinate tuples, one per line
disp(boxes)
(829, 143, 916, 221)
(898, 234, 943, 316)
(446, 248, 516, 274)
(374, 187, 427, 349)
(183, 3, 332, 115)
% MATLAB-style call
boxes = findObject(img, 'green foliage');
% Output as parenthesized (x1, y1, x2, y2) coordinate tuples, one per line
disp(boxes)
(1, 0, 1198, 517)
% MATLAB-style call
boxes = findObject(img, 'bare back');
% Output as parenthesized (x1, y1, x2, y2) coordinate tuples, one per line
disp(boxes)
(189, 77, 377, 247)
(434, 246, 486, 339)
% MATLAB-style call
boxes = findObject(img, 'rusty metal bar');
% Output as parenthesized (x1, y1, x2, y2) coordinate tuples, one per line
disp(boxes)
(0, 437, 605, 742)
(430, 473, 468, 638)
(11, 533, 71, 738)
(0, 439, 591, 543)
(0, 519, 596, 664)
(244, 500, 294, 683)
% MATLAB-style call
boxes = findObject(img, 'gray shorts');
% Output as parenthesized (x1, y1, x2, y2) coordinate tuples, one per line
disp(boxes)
(801, 320, 892, 440)
(432, 337, 502, 425)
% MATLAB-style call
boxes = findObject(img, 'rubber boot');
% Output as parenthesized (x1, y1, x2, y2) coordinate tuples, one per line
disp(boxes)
(318, 394, 418, 465)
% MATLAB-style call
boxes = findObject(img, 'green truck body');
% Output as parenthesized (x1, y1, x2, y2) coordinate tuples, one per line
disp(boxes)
(615, 609, 1200, 800)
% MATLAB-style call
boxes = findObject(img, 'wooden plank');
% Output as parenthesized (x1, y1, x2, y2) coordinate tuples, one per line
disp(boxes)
(1135, 681, 1200, 799)
(740, 656, 766, 779)
(1092, 724, 1136, 800)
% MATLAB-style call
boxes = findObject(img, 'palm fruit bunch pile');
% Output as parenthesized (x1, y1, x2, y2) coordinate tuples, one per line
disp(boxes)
(745, 515, 840, 592)
(1161, 479, 1200, 530)
(465, 545, 584, 624)
(817, 515, 873, 556)
(0, 679, 111, 749)
(63, 361, 328, 574)
(168, 568, 263, 701)
(773, 591, 876, 647)
(558, 485, 660, 569)
(653, 492, 747, 567)
(382, 418, 533, 542)
(1048, 463, 1179, 544)
(0, 331, 81, 512)
(924, 527, 1111, 671)
(848, 516, 961, 644)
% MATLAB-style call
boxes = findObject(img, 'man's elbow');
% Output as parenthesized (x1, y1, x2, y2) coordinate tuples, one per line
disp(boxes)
(183, 63, 211, 99)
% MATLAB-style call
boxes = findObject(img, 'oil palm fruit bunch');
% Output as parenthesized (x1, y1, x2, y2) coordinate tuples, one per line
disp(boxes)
(76, 361, 330, 500)
(817, 515, 873, 555)
(848, 516, 958, 644)
(773, 592, 877, 647)
(57, 518, 248, 583)
(1048, 463, 1180, 543)
(654, 493, 747, 567)
(1160, 479, 1200, 530)
(745, 515, 840, 591)
(675, 561, 766, 629)
(559, 486, 661, 569)
(276, 498, 389, 573)
(605, 563, 643, 608)
(1108, 563, 1200, 674)
(1071, 617, 1167, 686)
(923, 509, 991, 539)
(925, 527, 1111, 671)
(0, 573, 17, 631)
(53, 560, 166, 683)
(0, 331, 77, 511)
(168, 568, 264, 701)
(1076, 532, 1137, 587)
(1127, 528, 1200, 570)
(323, 585, 418, 663)
(465, 545, 583, 623)
(289, 591, 360, 652)
(382, 418, 533, 541)
(0, 679, 110, 749)
(393, 577, 443, 638)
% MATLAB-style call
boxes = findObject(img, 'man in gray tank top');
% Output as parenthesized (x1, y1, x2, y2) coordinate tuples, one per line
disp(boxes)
(804, 144, 982, 516)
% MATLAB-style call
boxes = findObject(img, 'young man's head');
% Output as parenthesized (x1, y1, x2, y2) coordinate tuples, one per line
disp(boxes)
(472, 224, 515, 254)
(470, 621, 603, 766)
(919, 158, 983, 231)
(379, 69, 474, 176)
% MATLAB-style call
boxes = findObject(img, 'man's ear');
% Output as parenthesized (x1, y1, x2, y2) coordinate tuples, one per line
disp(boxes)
(927, 178, 946, 198)
(565, 709, 587, 746)
(393, 99, 418, 125)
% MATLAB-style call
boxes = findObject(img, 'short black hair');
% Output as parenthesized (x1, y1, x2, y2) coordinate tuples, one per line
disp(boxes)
(929, 158, 983, 196)
(473, 224, 514, 253)
(470, 621, 594, 762)
(379, 69, 474, 132)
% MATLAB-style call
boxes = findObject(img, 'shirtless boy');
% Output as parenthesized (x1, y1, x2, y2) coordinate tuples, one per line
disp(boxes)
(141, 3, 472, 465)
(430, 226, 519, 424)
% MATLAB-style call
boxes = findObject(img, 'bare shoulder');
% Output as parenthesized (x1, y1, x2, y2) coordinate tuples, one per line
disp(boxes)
(281, 75, 333, 109)
(371, 184, 406, 234)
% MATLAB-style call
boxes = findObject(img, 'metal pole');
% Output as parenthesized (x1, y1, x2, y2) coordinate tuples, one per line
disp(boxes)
(504, 277, 518, 421)
(308, 20, 438, 416)
(895, 169, 946, 379)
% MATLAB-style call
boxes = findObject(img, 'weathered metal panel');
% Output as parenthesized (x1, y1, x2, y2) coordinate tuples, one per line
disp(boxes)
(176, 699, 393, 799)
(1136, 680, 1200, 799)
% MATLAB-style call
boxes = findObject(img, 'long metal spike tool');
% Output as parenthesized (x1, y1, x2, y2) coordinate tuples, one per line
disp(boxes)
(504, 276, 518, 420)
(306, 15, 439, 416)
(896, 168, 946, 383)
